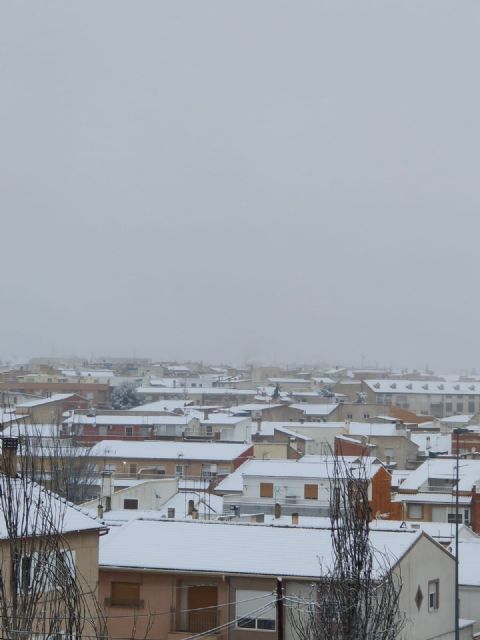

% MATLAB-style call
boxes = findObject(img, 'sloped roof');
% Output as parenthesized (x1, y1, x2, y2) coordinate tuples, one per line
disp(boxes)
(399, 458, 480, 493)
(17, 394, 77, 408)
(215, 457, 382, 493)
(290, 404, 338, 416)
(100, 519, 422, 578)
(90, 440, 251, 462)
(0, 476, 102, 538)
(364, 379, 480, 396)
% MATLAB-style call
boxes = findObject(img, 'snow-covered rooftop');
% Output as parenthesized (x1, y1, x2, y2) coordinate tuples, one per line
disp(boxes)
(364, 379, 480, 396)
(456, 540, 480, 586)
(215, 457, 382, 493)
(70, 414, 195, 426)
(290, 404, 338, 416)
(398, 458, 480, 493)
(410, 432, 451, 455)
(17, 393, 76, 408)
(90, 440, 251, 462)
(99, 519, 422, 578)
(0, 477, 102, 538)
(137, 387, 257, 397)
(128, 400, 190, 412)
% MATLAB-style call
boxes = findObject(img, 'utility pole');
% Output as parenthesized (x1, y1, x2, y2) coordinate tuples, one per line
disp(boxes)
(454, 427, 470, 640)
(276, 578, 283, 640)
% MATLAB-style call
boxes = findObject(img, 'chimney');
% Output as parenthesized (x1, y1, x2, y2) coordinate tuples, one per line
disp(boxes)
(256, 418, 262, 434)
(97, 503, 104, 519)
(1, 437, 18, 477)
(291, 512, 299, 525)
(168, 507, 175, 519)
(274, 503, 282, 519)
(204, 409, 210, 420)
(101, 471, 113, 513)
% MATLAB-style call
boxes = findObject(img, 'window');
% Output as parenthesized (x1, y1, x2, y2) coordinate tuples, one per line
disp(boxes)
(123, 499, 138, 510)
(456, 403, 463, 413)
(175, 465, 185, 477)
(468, 401, 475, 413)
(464, 509, 471, 525)
(445, 403, 452, 413)
(125, 427, 133, 437)
(260, 483, 273, 498)
(447, 512, 462, 524)
(428, 580, 439, 611)
(236, 590, 276, 630)
(129, 463, 137, 475)
(304, 484, 318, 500)
(407, 504, 423, 519)
(110, 582, 141, 607)
(15, 549, 75, 594)
(15, 555, 33, 593)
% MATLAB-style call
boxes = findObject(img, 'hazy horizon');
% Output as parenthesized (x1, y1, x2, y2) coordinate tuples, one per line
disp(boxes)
(1, 2, 479, 372)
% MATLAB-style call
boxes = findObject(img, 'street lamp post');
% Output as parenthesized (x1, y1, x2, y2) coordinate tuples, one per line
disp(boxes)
(453, 427, 470, 640)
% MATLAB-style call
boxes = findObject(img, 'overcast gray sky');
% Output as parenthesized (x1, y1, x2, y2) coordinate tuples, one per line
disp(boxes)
(1, 1, 479, 371)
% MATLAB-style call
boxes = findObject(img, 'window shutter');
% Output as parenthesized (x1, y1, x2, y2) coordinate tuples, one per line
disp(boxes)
(260, 483, 273, 498)
(304, 484, 318, 500)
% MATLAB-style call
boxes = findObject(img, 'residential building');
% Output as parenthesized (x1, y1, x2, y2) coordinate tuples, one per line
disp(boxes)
(394, 458, 480, 532)
(215, 457, 394, 519)
(16, 393, 89, 423)
(98, 519, 468, 640)
(362, 379, 480, 418)
(0, 381, 110, 407)
(89, 440, 253, 481)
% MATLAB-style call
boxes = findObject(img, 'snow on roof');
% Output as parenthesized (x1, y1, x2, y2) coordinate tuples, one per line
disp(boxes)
(136, 387, 257, 397)
(70, 414, 195, 426)
(393, 492, 472, 505)
(215, 457, 382, 493)
(255, 421, 345, 436)
(312, 377, 335, 385)
(0, 476, 102, 538)
(268, 378, 310, 384)
(290, 404, 338, 416)
(229, 404, 283, 413)
(1, 423, 64, 438)
(273, 427, 312, 441)
(410, 432, 451, 455)
(254, 515, 472, 542)
(391, 469, 412, 487)
(348, 423, 401, 437)
(456, 540, 480, 586)
(364, 379, 480, 396)
(16, 393, 76, 408)
(99, 519, 421, 578)
(90, 440, 250, 462)
(128, 400, 190, 412)
(201, 414, 250, 425)
(399, 458, 480, 493)
(61, 369, 114, 379)
(439, 414, 474, 424)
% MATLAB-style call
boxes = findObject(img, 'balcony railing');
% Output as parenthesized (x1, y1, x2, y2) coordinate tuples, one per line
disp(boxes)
(175, 610, 219, 633)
